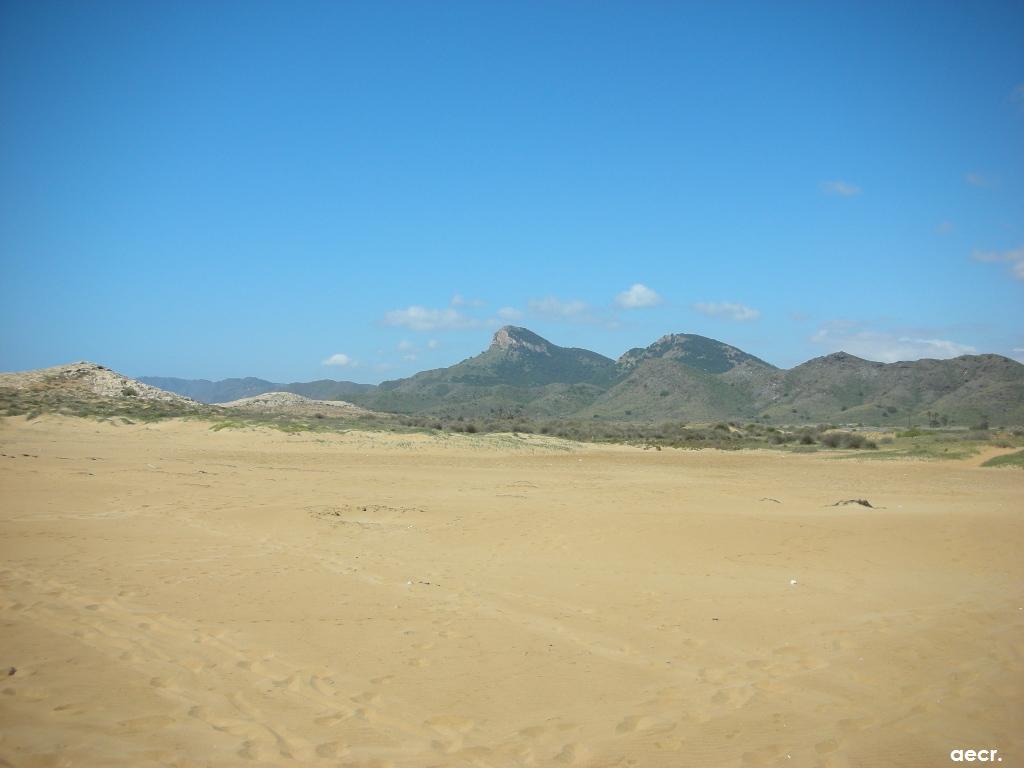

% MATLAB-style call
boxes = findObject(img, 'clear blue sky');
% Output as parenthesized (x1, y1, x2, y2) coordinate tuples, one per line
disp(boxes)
(1, 1, 1022, 383)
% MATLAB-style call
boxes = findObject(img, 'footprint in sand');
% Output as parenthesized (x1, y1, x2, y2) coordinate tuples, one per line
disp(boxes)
(353, 707, 380, 723)
(698, 667, 729, 684)
(309, 675, 338, 697)
(711, 685, 755, 709)
(554, 742, 590, 764)
(431, 738, 461, 755)
(815, 737, 842, 754)
(519, 724, 550, 739)
(315, 740, 347, 758)
(453, 746, 493, 761)
(616, 715, 674, 734)
(236, 740, 260, 760)
(837, 716, 875, 734)
(655, 738, 685, 751)
(4, 686, 49, 702)
(116, 715, 175, 734)
(313, 709, 353, 727)
(424, 714, 476, 735)
(741, 744, 784, 765)
(51, 703, 85, 715)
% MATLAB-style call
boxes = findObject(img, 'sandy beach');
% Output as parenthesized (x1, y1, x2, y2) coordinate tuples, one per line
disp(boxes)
(1, 416, 1021, 767)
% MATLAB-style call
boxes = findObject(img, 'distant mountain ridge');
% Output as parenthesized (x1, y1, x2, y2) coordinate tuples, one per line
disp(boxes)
(138, 376, 374, 404)
(141, 326, 1024, 425)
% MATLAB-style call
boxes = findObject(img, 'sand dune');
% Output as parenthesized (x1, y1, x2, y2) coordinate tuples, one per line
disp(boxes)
(219, 391, 371, 416)
(0, 416, 1021, 767)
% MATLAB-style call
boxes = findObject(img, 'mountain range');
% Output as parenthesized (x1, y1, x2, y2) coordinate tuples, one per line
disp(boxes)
(141, 326, 1024, 426)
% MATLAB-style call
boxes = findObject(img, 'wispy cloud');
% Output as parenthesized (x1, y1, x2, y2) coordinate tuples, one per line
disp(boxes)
(322, 353, 355, 367)
(1012, 83, 1024, 111)
(450, 293, 485, 308)
(936, 220, 955, 235)
(964, 171, 993, 188)
(615, 283, 662, 309)
(971, 246, 1024, 263)
(527, 296, 592, 322)
(427, 339, 440, 350)
(384, 305, 478, 332)
(496, 306, 524, 321)
(820, 180, 861, 197)
(694, 301, 761, 321)
(810, 323, 976, 363)
(970, 246, 1024, 280)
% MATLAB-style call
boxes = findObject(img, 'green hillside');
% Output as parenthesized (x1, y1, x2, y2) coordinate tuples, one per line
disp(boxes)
(759, 352, 1024, 426)
(361, 327, 618, 416)
(618, 333, 776, 374)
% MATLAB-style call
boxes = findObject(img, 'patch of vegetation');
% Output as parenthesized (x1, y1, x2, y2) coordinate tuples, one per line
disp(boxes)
(981, 450, 1024, 469)
(209, 420, 249, 431)
(5, 381, 1020, 461)
(836, 427, 1024, 461)
(0, 386, 214, 423)
(820, 431, 875, 449)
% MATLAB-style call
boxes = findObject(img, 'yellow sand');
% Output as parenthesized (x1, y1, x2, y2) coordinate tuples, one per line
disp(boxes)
(0, 416, 1021, 768)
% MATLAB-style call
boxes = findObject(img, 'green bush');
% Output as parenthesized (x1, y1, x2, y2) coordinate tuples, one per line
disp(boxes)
(820, 432, 841, 448)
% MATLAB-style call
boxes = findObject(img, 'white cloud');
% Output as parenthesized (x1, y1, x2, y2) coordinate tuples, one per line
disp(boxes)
(693, 301, 761, 321)
(496, 306, 524, 321)
(964, 171, 992, 188)
(397, 339, 415, 352)
(615, 283, 662, 309)
(402, 353, 418, 362)
(971, 246, 1024, 280)
(384, 306, 478, 332)
(528, 296, 592, 321)
(821, 180, 861, 197)
(427, 339, 440, 349)
(322, 353, 355, 367)
(936, 220, 954, 235)
(970, 247, 1024, 263)
(810, 325, 976, 363)
(450, 293, 485, 308)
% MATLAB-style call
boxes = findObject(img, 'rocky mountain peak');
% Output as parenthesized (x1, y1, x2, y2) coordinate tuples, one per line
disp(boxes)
(490, 326, 553, 355)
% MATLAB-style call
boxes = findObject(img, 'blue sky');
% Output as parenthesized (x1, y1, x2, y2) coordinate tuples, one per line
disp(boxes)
(1, 1, 1022, 383)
